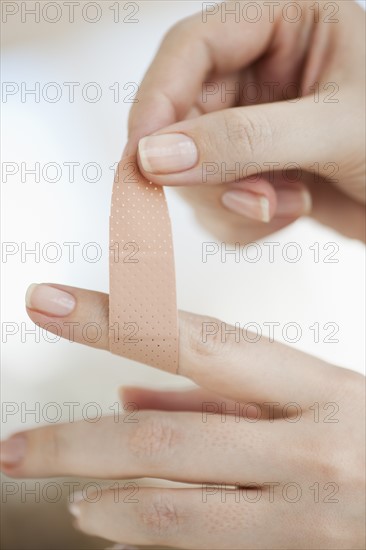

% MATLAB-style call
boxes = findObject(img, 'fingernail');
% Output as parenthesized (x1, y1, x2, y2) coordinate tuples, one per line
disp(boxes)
(222, 190, 270, 223)
(0, 434, 27, 466)
(26, 284, 76, 317)
(138, 134, 198, 174)
(276, 188, 312, 217)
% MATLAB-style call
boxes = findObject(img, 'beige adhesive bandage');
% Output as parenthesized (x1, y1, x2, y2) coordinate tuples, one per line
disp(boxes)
(109, 155, 179, 372)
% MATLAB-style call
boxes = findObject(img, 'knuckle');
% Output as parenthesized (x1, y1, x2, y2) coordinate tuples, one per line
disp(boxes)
(128, 414, 179, 462)
(162, 18, 194, 48)
(162, 19, 190, 51)
(316, 450, 345, 482)
(322, 441, 365, 487)
(139, 492, 181, 538)
(186, 314, 228, 361)
(333, 370, 364, 402)
(220, 109, 274, 159)
(297, 435, 353, 485)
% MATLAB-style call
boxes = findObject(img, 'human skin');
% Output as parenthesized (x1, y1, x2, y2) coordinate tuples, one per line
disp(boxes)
(124, 0, 365, 243)
(0, 285, 364, 549)
(1, 1, 365, 548)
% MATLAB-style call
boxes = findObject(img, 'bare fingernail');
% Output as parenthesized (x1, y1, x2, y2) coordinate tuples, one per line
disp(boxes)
(222, 190, 270, 223)
(0, 434, 27, 466)
(138, 134, 198, 174)
(276, 188, 312, 217)
(26, 284, 76, 317)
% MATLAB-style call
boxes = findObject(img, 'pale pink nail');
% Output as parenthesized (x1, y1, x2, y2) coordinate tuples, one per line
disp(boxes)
(276, 188, 312, 217)
(25, 284, 76, 317)
(0, 434, 27, 465)
(138, 134, 198, 174)
(222, 190, 270, 223)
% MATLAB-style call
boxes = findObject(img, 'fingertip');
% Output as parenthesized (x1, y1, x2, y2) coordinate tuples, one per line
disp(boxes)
(24, 283, 76, 317)
(121, 140, 136, 160)
(137, 133, 199, 178)
(25, 285, 110, 350)
(119, 386, 157, 407)
(118, 386, 138, 405)
(275, 185, 312, 218)
(222, 178, 277, 223)
(0, 433, 28, 478)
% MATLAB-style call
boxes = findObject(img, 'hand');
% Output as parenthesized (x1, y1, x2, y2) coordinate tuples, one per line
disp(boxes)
(125, 0, 365, 243)
(1, 284, 364, 549)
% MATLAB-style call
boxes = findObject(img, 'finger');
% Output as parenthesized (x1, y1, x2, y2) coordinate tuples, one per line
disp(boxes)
(222, 178, 311, 223)
(25, 283, 109, 350)
(178, 165, 305, 226)
(176, 183, 302, 244)
(227, 171, 365, 239)
(68, 486, 285, 549)
(136, 97, 346, 187)
(222, 177, 277, 223)
(120, 386, 219, 412)
(306, 177, 366, 242)
(120, 387, 269, 420)
(125, 7, 276, 154)
(222, 172, 365, 237)
(26, 284, 337, 403)
(0, 411, 304, 484)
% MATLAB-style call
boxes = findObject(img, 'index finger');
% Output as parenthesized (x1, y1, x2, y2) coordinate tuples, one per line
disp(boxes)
(25, 284, 341, 406)
(125, 4, 275, 153)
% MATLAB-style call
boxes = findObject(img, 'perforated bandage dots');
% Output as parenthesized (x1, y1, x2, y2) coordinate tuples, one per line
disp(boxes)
(109, 155, 179, 372)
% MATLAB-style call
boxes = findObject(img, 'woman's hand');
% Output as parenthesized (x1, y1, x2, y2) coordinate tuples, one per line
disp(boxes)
(125, 0, 365, 243)
(1, 284, 365, 549)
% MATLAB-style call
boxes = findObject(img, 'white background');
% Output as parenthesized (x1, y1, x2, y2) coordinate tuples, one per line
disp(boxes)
(2, 1, 365, 438)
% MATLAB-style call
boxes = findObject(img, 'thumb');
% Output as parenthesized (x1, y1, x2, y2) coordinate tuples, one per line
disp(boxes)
(136, 97, 342, 188)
